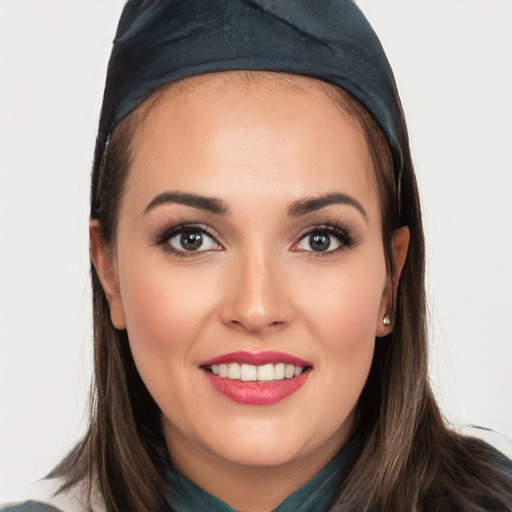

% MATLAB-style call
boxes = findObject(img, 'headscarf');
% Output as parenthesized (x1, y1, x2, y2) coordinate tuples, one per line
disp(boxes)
(91, 0, 406, 215)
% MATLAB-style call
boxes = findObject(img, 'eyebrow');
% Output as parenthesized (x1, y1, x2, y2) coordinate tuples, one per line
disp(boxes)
(144, 190, 367, 220)
(144, 191, 230, 215)
(288, 193, 367, 220)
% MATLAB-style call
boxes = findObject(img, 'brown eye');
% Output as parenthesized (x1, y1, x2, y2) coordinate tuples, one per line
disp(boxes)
(309, 232, 331, 252)
(180, 231, 203, 250)
(297, 230, 341, 253)
(168, 228, 218, 252)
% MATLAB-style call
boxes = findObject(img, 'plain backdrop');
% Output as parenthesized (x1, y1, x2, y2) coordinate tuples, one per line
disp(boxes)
(1, 0, 511, 502)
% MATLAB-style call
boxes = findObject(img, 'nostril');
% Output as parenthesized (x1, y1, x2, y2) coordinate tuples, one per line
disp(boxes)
(218, 266, 294, 332)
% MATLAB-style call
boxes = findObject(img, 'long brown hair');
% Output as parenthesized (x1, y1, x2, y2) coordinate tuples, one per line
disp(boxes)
(323, 83, 512, 511)
(52, 73, 512, 512)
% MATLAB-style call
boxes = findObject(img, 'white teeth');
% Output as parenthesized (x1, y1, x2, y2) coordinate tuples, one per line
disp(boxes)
(210, 362, 306, 381)
(257, 364, 274, 382)
(285, 364, 295, 379)
(274, 363, 285, 380)
(240, 363, 258, 381)
(219, 364, 229, 378)
(227, 362, 241, 379)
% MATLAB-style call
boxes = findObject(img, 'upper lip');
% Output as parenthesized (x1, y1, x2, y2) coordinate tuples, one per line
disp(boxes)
(200, 351, 312, 367)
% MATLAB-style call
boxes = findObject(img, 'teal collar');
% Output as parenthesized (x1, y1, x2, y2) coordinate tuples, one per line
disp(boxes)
(166, 437, 358, 512)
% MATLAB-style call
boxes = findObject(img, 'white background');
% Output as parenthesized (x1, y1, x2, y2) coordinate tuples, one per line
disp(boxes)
(1, 0, 511, 502)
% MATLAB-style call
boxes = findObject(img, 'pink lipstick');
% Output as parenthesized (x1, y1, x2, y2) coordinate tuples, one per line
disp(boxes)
(200, 351, 312, 405)
(200, 351, 311, 367)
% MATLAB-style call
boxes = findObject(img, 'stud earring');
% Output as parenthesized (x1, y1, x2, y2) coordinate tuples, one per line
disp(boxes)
(383, 315, 391, 326)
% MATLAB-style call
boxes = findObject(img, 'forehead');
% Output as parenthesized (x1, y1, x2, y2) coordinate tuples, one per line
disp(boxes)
(123, 71, 379, 220)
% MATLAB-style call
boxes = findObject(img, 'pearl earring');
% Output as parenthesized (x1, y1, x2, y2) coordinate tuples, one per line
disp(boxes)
(383, 315, 391, 326)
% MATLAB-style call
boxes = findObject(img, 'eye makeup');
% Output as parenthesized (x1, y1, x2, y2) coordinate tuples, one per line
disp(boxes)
(151, 221, 223, 257)
(291, 219, 359, 256)
(150, 215, 359, 259)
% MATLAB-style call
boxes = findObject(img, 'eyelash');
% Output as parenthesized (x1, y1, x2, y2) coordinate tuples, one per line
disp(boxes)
(152, 223, 222, 257)
(152, 220, 357, 257)
(293, 221, 357, 255)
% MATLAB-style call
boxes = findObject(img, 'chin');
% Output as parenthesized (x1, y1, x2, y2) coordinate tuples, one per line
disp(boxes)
(195, 411, 354, 469)
(208, 434, 308, 468)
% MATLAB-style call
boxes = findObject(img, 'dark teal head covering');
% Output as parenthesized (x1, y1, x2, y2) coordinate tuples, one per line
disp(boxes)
(91, 0, 407, 215)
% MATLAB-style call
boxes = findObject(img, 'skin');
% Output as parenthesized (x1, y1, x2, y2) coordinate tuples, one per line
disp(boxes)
(90, 73, 409, 512)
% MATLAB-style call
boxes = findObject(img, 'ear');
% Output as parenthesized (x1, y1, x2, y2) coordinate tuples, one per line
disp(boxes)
(376, 226, 410, 337)
(89, 220, 126, 329)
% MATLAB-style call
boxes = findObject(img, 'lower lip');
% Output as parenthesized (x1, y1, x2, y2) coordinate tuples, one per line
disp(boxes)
(203, 370, 311, 405)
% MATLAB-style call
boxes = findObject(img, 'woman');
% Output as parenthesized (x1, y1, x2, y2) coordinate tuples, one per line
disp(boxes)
(2, 1, 511, 511)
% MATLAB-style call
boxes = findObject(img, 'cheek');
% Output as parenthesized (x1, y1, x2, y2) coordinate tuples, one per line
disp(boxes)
(118, 260, 218, 376)
(298, 255, 386, 390)
(319, 288, 378, 397)
(302, 260, 385, 344)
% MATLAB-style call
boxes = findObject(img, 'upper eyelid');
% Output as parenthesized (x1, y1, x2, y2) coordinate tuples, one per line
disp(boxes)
(170, 229, 220, 252)
(153, 223, 222, 247)
(152, 220, 355, 248)
(291, 223, 357, 250)
(295, 223, 352, 240)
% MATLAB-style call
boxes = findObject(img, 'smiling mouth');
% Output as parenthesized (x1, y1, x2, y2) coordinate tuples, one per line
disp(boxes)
(204, 362, 309, 381)
(201, 362, 312, 405)
(199, 351, 313, 404)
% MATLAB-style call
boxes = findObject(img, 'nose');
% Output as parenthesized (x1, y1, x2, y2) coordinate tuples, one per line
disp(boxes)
(219, 249, 293, 335)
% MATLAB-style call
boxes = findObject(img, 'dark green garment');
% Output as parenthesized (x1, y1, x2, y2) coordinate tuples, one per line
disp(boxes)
(166, 437, 358, 512)
(1, 439, 358, 512)
(0, 503, 62, 512)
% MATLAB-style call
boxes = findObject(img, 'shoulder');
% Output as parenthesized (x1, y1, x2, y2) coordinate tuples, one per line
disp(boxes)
(0, 502, 64, 512)
(420, 426, 512, 511)
(458, 424, 512, 460)
(1, 476, 105, 512)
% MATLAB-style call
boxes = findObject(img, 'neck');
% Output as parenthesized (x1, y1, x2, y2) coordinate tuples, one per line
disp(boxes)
(164, 421, 354, 512)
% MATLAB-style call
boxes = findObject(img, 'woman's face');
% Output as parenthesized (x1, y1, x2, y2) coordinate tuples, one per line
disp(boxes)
(93, 74, 406, 476)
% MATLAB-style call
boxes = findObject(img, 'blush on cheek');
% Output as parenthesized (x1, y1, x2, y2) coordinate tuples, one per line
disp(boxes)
(121, 271, 205, 352)
(121, 276, 196, 407)
(313, 279, 383, 346)
(312, 279, 381, 400)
